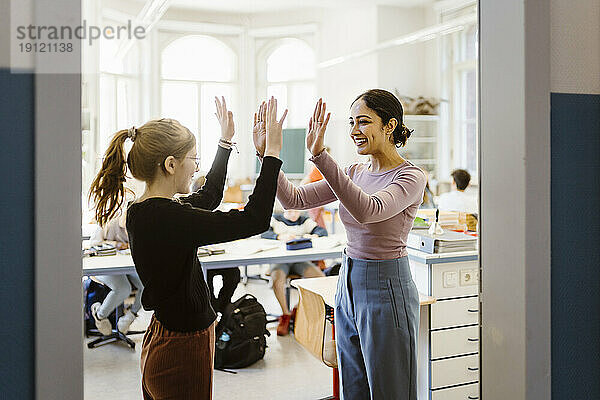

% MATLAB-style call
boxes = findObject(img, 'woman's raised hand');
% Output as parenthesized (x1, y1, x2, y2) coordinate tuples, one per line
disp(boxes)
(214, 96, 235, 141)
(252, 101, 267, 157)
(264, 96, 288, 158)
(306, 98, 330, 156)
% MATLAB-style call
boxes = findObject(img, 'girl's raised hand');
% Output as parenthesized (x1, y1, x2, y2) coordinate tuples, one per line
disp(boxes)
(306, 98, 330, 156)
(214, 96, 235, 141)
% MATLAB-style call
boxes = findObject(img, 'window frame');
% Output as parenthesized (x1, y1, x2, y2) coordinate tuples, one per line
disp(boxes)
(441, 20, 478, 183)
(159, 34, 239, 173)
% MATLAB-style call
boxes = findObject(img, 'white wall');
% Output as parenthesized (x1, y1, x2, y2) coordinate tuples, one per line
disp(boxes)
(316, 6, 380, 167)
(377, 6, 427, 97)
(550, 0, 600, 94)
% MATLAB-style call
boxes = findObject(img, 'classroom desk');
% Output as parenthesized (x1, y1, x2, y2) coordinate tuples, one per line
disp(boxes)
(81, 236, 345, 349)
(82, 235, 347, 279)
(291, 276, 435, 400)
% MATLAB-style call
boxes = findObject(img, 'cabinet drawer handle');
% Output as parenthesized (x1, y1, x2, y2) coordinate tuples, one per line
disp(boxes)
(468, 396, 479, 399)
(467, 337, 479, 342)
(467, 367, 479, 371)
(467, 309, 479, 313)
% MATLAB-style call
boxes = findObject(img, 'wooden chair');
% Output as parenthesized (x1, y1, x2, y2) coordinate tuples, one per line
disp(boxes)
(294, 286, 337, 368)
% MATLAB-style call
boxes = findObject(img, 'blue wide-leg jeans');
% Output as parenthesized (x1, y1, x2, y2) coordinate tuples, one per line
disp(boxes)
(335, 252, 419, 400)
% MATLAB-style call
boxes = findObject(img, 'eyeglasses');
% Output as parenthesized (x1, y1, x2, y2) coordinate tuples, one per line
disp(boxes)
(187, 157, 201, 169)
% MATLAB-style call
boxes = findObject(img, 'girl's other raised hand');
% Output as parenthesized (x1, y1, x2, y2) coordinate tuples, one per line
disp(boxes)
(214, 96, 235, 141)
(264, 96, 288, 158)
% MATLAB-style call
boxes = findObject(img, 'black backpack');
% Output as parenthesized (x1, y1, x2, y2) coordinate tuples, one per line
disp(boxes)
(215, 294, 270, 370)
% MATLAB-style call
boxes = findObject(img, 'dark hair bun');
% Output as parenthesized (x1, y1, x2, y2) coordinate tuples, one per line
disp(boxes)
(403, 124, 413, 139)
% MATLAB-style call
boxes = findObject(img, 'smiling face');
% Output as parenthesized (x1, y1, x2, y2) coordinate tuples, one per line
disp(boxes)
(349, 99, 395, 156)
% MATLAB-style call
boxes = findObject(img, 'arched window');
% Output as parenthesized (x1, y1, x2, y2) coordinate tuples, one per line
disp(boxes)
(263, 39, 316, 129)
(161, 35, 236, 172)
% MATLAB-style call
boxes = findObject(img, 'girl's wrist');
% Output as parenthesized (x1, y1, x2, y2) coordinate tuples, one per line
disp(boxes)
(264, 149, 279, 158)
(218, 138, 239, 153)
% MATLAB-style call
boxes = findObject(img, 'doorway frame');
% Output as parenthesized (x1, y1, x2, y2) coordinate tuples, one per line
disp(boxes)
(34, 0, 552, 399)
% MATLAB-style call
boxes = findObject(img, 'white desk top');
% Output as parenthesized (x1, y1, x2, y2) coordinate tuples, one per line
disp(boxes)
(407, 247, 478, 263)
(291, 276, 436, 307)
(82, 233, 478, 276)
(82, 235, 347, 276)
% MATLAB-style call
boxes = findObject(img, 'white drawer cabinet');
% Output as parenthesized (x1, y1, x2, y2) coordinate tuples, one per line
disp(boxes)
(431, 325, 479, 359)
(408, 252, 479, 399)
(431, 383, 479, 400)
(431, 296, 479, 329)
(431, 354, 479, 389)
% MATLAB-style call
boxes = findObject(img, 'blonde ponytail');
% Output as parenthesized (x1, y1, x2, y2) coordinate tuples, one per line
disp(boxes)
(89, 129, 131, 227)
(89, 118, 196, 226)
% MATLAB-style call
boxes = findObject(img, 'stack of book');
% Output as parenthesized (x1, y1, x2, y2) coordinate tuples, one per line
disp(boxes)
(415, 209, 460, 227)
(407, 230, 477, 254)
(197, 245, 226, 257)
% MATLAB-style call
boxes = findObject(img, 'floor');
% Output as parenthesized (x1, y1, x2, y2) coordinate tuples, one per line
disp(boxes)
(83, 265, 333, 400)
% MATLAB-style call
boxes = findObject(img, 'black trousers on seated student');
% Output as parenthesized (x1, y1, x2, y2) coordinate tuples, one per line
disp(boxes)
(206, 268, 240, 314)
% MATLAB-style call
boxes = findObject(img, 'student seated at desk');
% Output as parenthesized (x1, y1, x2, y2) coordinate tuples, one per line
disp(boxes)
(89, 212, 144, 336)
(436, 168, 478, 214)
(299, 146, 330, 229)
(261, 209, 327, 336)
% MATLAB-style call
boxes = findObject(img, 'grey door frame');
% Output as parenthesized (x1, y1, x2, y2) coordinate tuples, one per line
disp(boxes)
(479, 0, 551, 399)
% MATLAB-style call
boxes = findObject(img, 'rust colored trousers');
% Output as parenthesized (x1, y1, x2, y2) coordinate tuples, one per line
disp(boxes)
(141, 315, 216, 399)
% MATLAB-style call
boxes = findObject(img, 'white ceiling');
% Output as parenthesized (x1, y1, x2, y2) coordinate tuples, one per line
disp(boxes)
(165, 0, 433, 14)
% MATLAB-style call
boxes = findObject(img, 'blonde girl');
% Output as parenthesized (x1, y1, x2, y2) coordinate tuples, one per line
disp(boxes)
(90, 97, 286, 399)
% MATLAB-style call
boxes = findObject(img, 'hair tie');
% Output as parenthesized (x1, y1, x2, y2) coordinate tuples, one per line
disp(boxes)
(127, 126, 137, 141)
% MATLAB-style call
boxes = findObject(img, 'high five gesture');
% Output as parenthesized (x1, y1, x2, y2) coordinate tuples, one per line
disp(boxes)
(253, 97, 287, 158)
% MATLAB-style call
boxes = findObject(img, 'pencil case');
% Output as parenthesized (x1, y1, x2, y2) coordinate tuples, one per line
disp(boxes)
(286, 238, 313, 250)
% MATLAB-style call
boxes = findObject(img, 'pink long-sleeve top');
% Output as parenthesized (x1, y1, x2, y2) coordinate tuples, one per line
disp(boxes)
(276, 150, 426, 260)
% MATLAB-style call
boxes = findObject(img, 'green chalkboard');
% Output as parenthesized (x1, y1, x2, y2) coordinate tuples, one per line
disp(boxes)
(256, 128, 306, 175)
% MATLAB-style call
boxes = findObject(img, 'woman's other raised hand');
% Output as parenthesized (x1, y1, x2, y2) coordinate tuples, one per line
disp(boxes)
(306, 98, 330, 156)
(253, 101, 267, 157)
(264, 96, 288, 158)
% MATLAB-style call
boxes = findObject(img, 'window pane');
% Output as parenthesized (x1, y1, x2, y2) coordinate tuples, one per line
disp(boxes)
(162, 35, 236, 82)
(267, 40, 316, 82)
(464, 25, 478, 61)
(99, 20, 140, 74)
(116, 78, 139, 129)
(464, 69, 477, 120)
(287, 83, 316, 128)
(98, 75, 116, 152)
(465, 122, 477, 172)
(267, 84, 288, 128)
(200, 84, 233, 172)
(161, 81, 199, 137)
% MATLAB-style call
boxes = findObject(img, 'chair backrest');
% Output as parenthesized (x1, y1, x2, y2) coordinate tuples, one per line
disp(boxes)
(295, 287, 337, 368)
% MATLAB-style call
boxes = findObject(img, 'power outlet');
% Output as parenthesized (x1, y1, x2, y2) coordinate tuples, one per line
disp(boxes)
(443, 271, 458, 288)
(460, 269, 478, 286)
